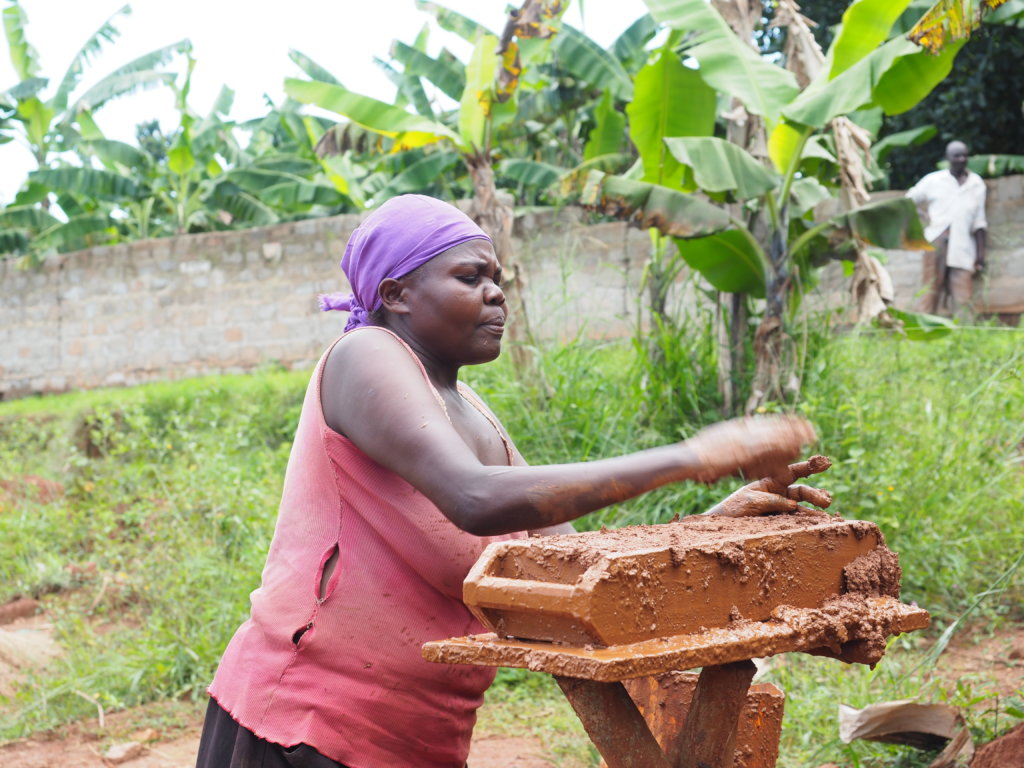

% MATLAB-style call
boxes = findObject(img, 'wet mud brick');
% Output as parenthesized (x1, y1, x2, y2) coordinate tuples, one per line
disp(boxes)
(463, 516, 903, 647)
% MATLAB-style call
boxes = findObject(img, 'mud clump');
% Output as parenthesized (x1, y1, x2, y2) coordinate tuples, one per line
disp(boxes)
(843, 547, 901, 598)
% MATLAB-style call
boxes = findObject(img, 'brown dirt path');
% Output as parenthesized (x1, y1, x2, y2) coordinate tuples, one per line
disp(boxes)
(0, 706, 558, 768)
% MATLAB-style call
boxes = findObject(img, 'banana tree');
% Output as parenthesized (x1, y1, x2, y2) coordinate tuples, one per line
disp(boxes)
(0, 2, 188, 191)
(0, 1, 187, 260)
(2, 71, 356, 259)
(582, 0, 962, 411)
(285, 0, 570, 367)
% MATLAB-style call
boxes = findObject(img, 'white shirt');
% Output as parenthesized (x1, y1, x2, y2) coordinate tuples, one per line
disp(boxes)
(906, 170, 987, 270)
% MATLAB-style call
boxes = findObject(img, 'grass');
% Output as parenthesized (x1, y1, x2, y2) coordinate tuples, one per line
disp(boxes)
(1, 323, 1022, 765)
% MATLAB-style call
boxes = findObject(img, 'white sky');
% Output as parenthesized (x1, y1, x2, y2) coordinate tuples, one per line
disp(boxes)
(0, 0, 650, 204)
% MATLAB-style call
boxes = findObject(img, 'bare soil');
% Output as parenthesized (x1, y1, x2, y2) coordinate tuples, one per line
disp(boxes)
(0, 700, 559, 768)
(0, 722, 559, 768)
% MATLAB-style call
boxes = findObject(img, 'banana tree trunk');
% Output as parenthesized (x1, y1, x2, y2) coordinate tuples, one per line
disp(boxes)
(747, 224, 793, 413)
(464, 152, 534, 373)
(716, 291, 748, 416)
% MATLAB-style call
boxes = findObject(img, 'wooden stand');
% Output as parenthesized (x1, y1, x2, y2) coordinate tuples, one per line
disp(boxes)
(424, 598, 929, 768)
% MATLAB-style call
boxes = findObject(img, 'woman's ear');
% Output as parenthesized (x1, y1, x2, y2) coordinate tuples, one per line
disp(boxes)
(378, 277, 411, 315)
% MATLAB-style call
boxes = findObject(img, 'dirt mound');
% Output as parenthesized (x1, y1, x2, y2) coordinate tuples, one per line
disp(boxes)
(971, 723, 1024, 768)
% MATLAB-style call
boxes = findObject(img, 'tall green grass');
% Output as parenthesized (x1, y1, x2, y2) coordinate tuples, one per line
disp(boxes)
(1, 326, 1021, 765)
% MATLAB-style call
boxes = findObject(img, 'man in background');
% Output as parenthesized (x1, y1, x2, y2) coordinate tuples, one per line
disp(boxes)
(906, 140, 988, 317)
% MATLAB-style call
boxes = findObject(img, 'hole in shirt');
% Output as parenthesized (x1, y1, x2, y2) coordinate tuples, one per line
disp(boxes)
(292, 622, 313, 646)
(318, 543, 340, 601)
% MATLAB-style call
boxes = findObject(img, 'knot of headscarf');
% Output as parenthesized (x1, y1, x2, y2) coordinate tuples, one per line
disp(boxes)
(319, 194, 491, 331)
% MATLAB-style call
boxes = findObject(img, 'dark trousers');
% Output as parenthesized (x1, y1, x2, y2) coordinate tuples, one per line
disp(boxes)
(195, 698, 350, 768)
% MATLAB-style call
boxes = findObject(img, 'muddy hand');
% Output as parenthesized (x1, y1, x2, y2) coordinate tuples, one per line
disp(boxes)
(686, 415, 816, 485)
(703, 455, 834, 518)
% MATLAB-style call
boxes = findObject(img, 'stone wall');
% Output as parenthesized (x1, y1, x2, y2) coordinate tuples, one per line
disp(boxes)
(2, 176, 1021, 399)
(0, 208, 654, 398)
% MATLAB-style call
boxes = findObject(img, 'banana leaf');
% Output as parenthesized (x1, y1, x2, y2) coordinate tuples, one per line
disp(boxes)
(872, 125, 937, 163)
(838, 197, 929, 249)
(968, 154, 1024, 176)
(580, 171, 731, 238)
(889, 307, 956, 340)
(0, 205, 60, 230)
(628, 45, 715, 188)
(644, 0, 799, 122)
(390, 41, 466, 101)
(6, 76, 47, 101)
(789, 177, 832, 217)
(30, 167, 147, 201)
(499, 158, 563, 191)
(458, 35, 499, 152)
(552, 24, 633, 100)
(35, 213, 113, 250)
(611, 14, 658, 74)
(675, 229, 766, 297)
(377, 150, 462, 198)
(828, 0, 915, 78)
(285, 78, 460, 146)
(784, 36, 963, 126)
(0, 229, 29, 254)
(71, 70, 175, 114)
(217, 190, 280, 227)
(52, 4, 130, 113)
(288, 49, 342, 86)
(414, 1, 492, 42)
(584, 90, 626, 161)
(3, 1, 42, 81)
(664, 136, 778, 199)
(84, 139, 150, 171)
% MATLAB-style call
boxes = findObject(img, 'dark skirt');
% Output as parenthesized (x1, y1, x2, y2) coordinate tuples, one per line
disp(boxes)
(195, 697, 349, 768)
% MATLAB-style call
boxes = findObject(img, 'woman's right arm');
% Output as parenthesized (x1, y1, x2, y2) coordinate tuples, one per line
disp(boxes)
(321, 331, 815, 537)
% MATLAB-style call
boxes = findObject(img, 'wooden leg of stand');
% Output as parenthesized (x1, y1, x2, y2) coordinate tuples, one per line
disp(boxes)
(672, 660, 757, 768)
(555, 676, 672, 768)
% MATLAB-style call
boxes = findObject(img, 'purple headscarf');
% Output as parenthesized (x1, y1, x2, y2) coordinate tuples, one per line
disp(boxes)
(319, 194, 491, 331)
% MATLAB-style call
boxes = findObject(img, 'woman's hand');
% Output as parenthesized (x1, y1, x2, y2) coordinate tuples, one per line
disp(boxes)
(684, 415, 817, 485)
(702, 455, 834, 518)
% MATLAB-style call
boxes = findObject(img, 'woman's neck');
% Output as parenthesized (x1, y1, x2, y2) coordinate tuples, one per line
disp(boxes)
(376, 320, 460, 391)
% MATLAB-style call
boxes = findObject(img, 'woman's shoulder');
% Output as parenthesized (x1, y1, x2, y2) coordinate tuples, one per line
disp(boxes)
(325, 325, 425, 382)
(321, 326, 437, 430)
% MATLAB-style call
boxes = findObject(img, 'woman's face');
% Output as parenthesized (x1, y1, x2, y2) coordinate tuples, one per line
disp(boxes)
(395, 239, 508, 365)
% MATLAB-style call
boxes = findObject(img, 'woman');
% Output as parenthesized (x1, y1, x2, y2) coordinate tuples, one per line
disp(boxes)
(196, 195, 816, 768)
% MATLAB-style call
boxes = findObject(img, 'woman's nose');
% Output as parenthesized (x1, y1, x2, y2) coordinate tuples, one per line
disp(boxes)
(485, 281, 505, 305)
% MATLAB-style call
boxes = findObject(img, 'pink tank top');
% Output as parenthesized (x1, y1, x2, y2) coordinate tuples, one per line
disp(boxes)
(209, 327, 522, 767)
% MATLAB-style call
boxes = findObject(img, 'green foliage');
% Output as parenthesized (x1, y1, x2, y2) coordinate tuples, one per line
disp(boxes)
(798, 328, 1024, 612)
(0, 371, 306, 734)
